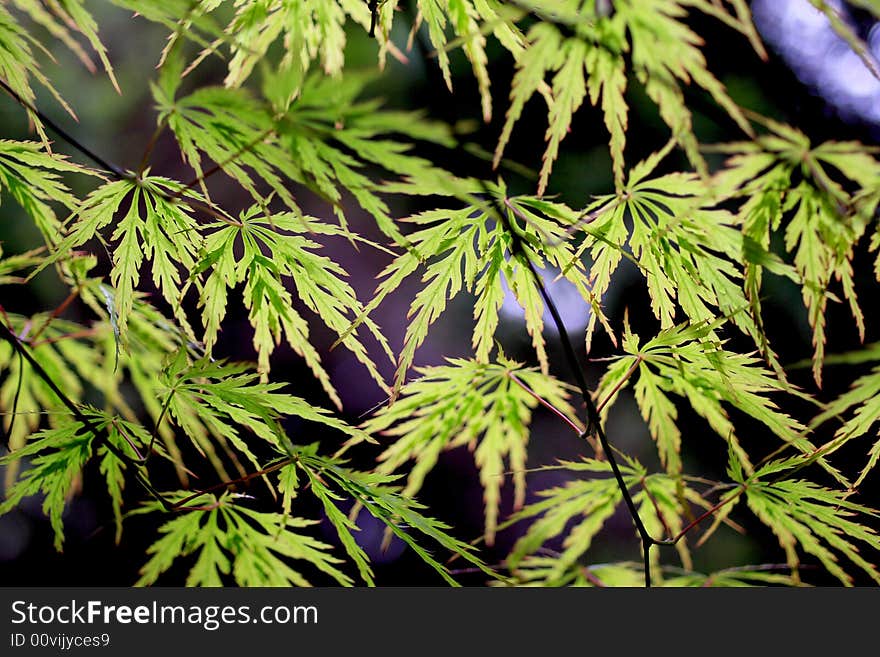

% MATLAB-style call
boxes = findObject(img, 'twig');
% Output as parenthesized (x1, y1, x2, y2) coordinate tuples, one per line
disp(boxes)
(0, 317, 172, 511)
(492, 189, 660, 586)
(0, 77, 127, 179)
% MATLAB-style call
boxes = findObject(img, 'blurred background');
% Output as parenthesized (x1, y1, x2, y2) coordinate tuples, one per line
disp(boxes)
(1, 0, 879, 586)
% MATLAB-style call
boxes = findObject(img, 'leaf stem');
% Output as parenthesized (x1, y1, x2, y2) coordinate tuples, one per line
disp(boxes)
(137, 116, 169, 177)
(656, 488, 745, 545)
(28, 286, 82, 343)
(507, 371, 584, 435)
(596, 354, 642, 414)
(170, 457, 294, 511)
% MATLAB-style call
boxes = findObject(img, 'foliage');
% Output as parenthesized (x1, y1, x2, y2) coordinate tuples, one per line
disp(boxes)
(356, 354, 576, 543)
(0, 0, 879, 588)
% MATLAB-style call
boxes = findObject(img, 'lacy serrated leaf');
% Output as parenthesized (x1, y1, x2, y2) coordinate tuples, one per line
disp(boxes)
(358, 355, 575, 543)
(0, 3, 78, 142)
(137, 494, 351, 586)
(496, 0, 751, 193)
(159, 354, 370, 478)
(222, 0, 350, 94)
(605, 322, 823, 478)
(296, 451, 497, 585)
(276, 72, 467, 242)
(574, 142, 779, 353)
(0, 140, 94, 246)
(0, 314, 103, 465)
(503, 458, 636, 577)
(194, 206, 391, 400)
(91, 297, 202, 483)
(713, 120, 880, 386)
(25, 0, 119, 91)
(660, 564, 800, 587)
(811, 362, 880, 489)
(0, 419, 93, 551)
(507, 556, 647, 588)
(38, 177, 203, 341)
(745, 477, 880, 586)
(413, 0, 523, 122)
(293, 462, 374, 585)
(0, 408, 147, 551)
(154, 83, 301, 212)
(0, 246, 44, 284)
(363, 183, 592, 390)
(514, 557, 799, 587)
(637, 474, 702, 576)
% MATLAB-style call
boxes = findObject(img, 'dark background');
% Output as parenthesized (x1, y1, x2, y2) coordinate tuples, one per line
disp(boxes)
(1, 0, 879, 586)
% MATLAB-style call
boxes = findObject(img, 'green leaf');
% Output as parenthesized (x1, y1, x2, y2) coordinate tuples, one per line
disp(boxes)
(154, 84, 302, 212)
(573, 143, 774, 355)
(745, 477, 880, 586)
(713, 121, 880, 386)
(0, 419, 94, 551)
(137, 493, 352, 587)
(0, 408, 147, 551)
(276, 72, 467, 243)
(660, 564, 800, 587)
(503, 458, 636, 578)
(414, 0, 523, 122)
(495, 0, 751, 193)
(223, 0, 349, 94)
(359, 355, 575, 543)
(37, 177, 203, 341)
(159, 354, 370, 478)
(293, 463, 374, 585)
(296, 451, 498, 585)
(0, 313, 107, 463)
(194, 206, 391, 402)
(360, 183, 593, 390)
(0, 4, 78, 141)
(0, 140, 94, 246)
(507, 556, 646, 588)
(811, 361, 880, 488)
(619, 322, 824, 479)
(43, 0, 120, 91)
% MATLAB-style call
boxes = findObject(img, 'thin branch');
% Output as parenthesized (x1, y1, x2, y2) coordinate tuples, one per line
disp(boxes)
(0, 77, 127, 179)
(493, 189, 660, 587)
(137, 116, 170, 176)
(145, 390, 176, 464)
(369, 0, 380, 37)
(170, 457, 294, 511)
(3, 349, 24, 446)
(0, 317, 171, 510)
